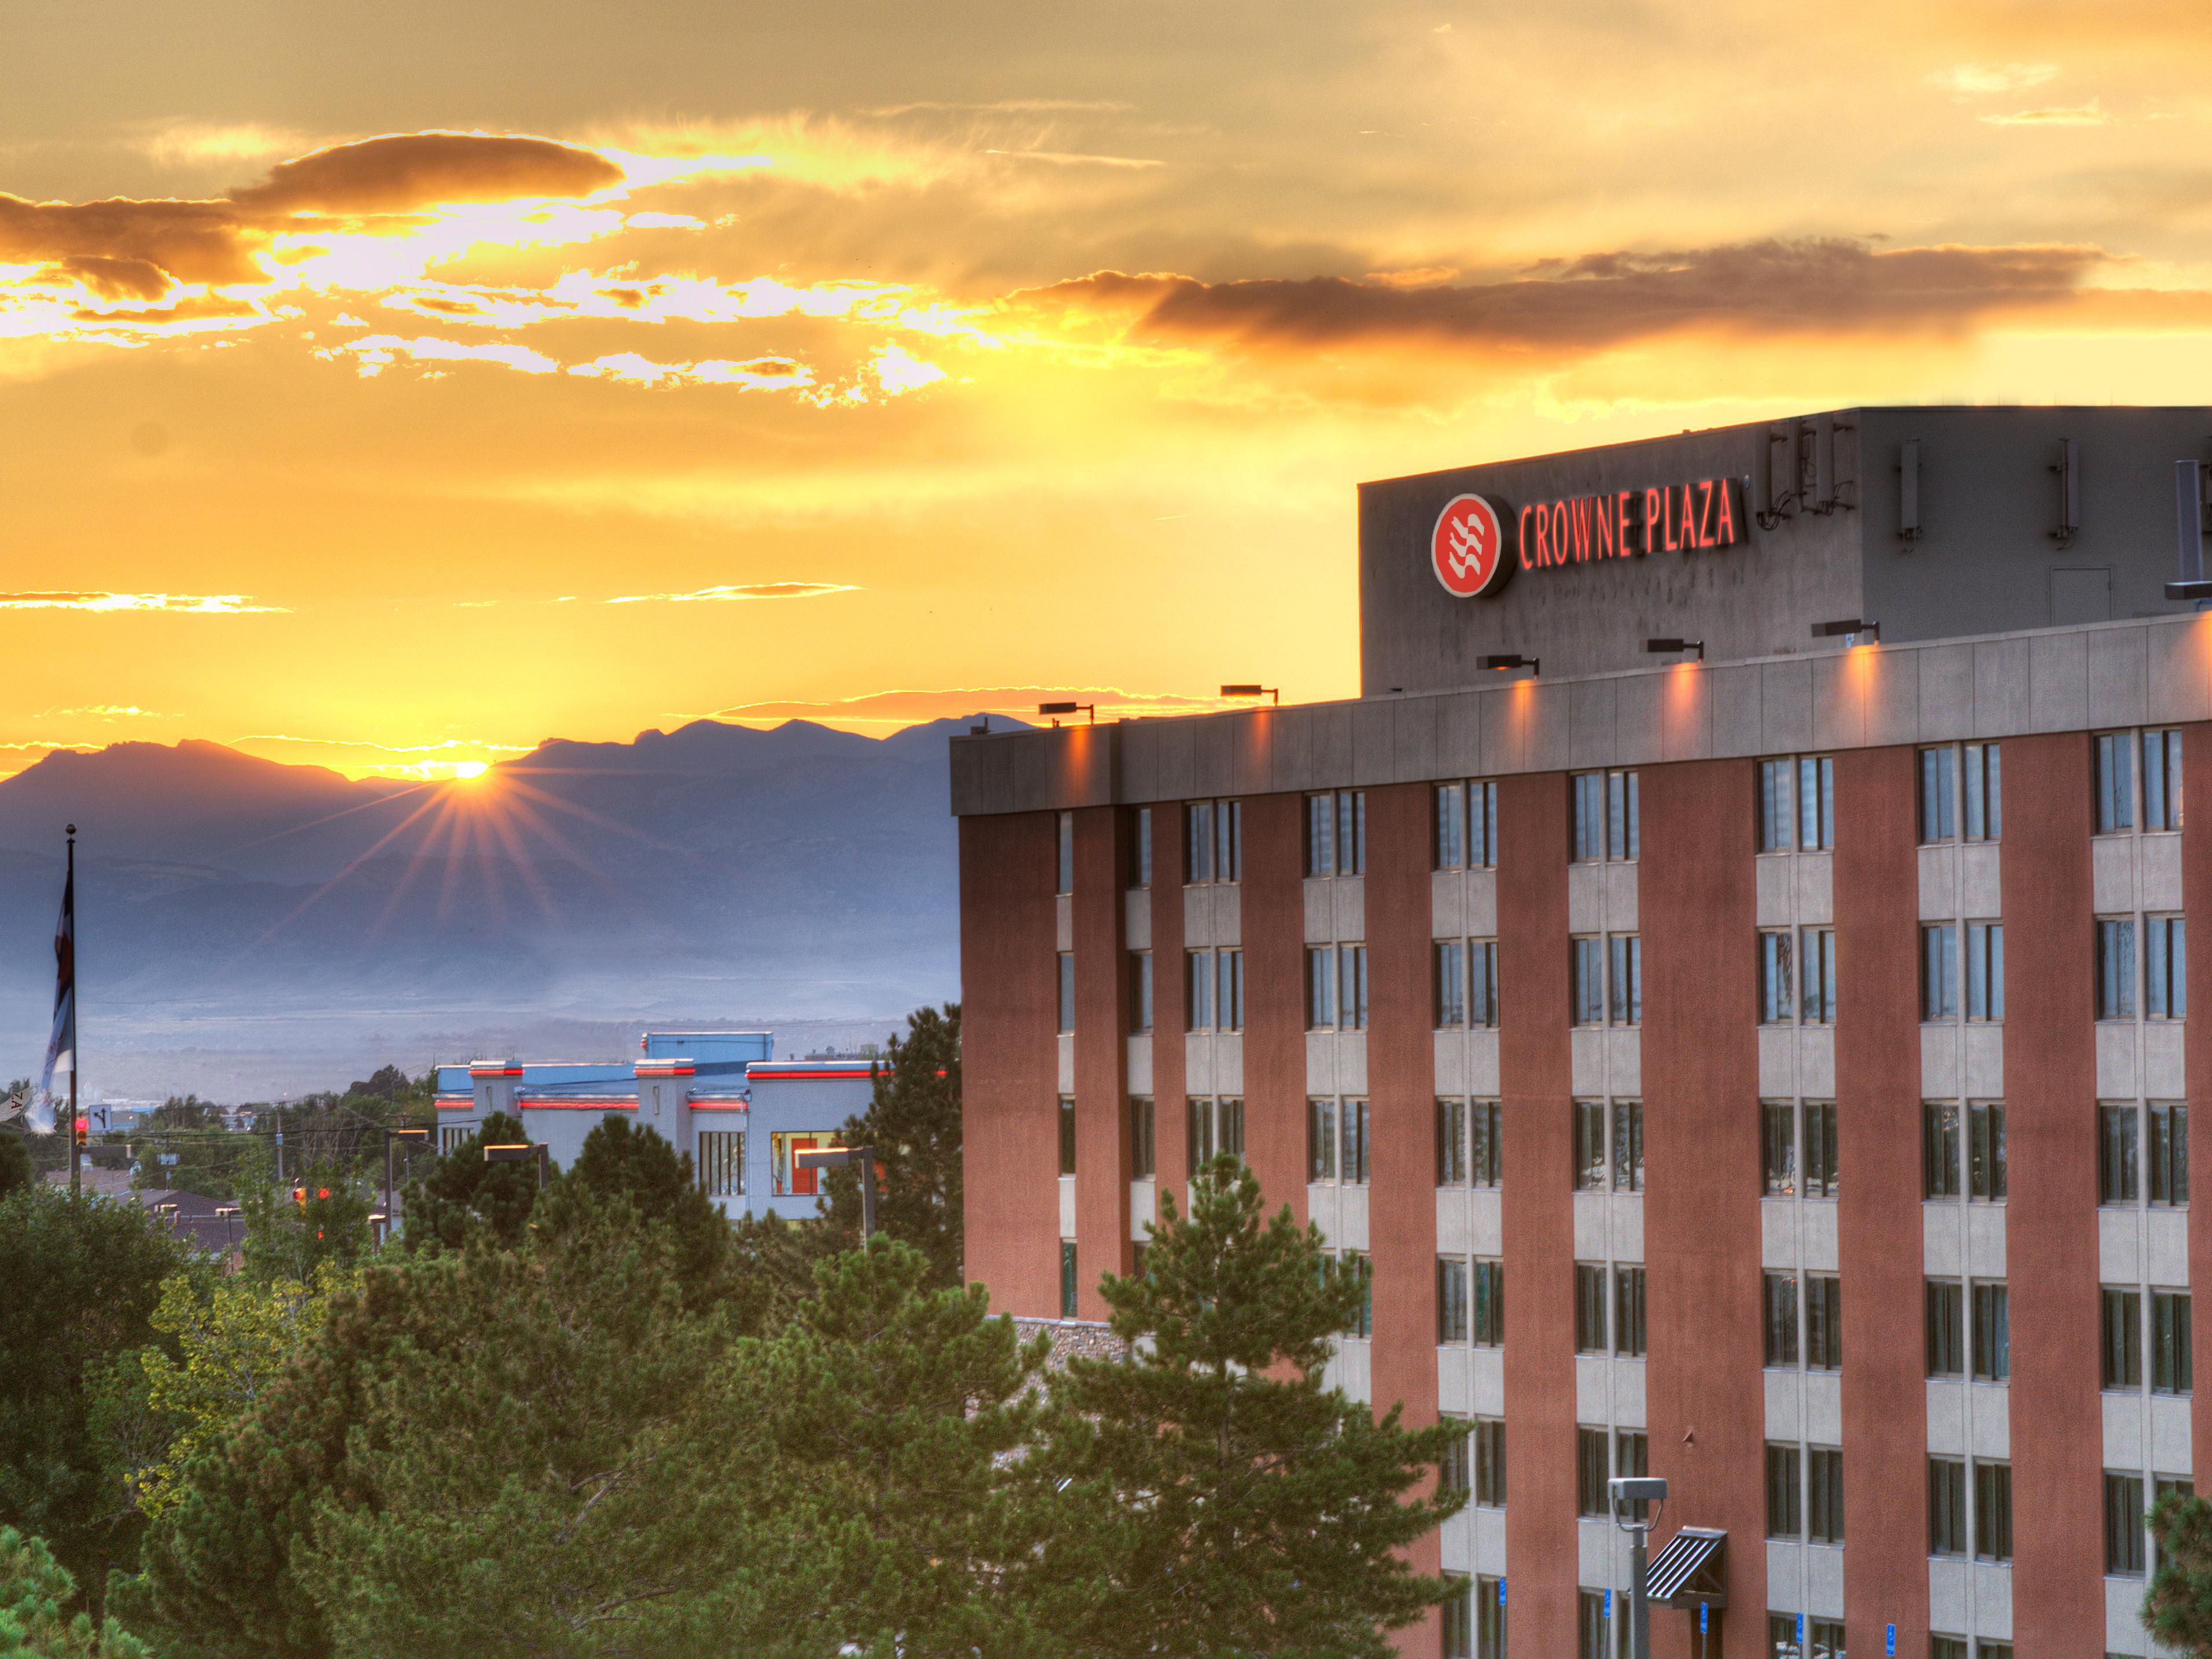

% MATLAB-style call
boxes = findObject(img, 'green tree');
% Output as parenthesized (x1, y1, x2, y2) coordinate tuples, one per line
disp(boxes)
(1020, 1156, 1466, 1659)
(396, 1112, 537, 1251)
(0, 1527, 148, 1658)
(538, 1118, 739, 1308)
(2147, 1491, 2212, 1653)
(821, 1004, 963, 1288)
(237, 1161, 373, 1288)
(0, 1137, 30, 1202)
(0, 1187, 190, 1623)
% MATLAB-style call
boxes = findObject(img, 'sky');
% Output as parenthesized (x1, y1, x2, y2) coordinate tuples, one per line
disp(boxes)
(6, 0, 2212, 780)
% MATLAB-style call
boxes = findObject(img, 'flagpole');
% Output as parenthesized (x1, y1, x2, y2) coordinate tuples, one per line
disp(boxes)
(66, 825, 77, 1200)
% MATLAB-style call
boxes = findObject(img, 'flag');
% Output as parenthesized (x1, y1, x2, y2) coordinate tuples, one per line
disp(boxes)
(31, 857, 72, 1134)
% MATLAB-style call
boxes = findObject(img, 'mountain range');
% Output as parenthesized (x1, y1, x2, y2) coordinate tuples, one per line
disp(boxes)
(0, 718, 993, 1097)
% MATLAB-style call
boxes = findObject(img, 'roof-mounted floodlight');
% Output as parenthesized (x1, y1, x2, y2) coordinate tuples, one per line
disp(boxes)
(1644, 638, 1705, 662)
(1037, 702, 1096, 725)
(1811, 618, 1878, 643)
(1219, 684, 1280, 706)
(1479, 654, 1539, 676)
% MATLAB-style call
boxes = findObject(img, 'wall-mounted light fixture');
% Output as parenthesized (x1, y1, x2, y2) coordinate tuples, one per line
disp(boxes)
(1219, 684, 1280, 706)
(1038, 701, 1096, 725)
(1811, 618, 1879, 644)
(1643, 638, 1705, 662)
(1479, 654, 1539, 676)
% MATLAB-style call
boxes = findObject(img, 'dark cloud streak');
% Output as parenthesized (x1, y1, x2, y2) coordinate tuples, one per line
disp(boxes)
(228, 132, 623, 213)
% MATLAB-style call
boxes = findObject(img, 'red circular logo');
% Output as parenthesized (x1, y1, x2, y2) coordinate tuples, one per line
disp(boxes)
(1431, 493, 1511, 598)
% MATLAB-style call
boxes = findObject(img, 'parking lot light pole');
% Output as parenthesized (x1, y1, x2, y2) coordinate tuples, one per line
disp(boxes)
(792, 1145, 877, 1241)
(483, 1142, 550, 1190)
(384, 1127, 431, 1232)
(1610, 1476, 1668, 1659)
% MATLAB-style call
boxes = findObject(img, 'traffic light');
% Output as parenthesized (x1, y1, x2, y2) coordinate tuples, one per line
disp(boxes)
(73, 1116, 87, 1149)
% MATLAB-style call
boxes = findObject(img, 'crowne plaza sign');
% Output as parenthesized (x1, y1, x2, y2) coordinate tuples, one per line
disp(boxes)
(1430, 475, 1746, 599)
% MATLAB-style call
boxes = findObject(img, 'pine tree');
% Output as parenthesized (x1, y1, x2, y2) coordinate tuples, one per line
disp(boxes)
(395, 1112, 538, 1251)
(1019, 1156, 1467, 1659)
(2147, 1491, 2212, 1653)
(0, 1526, 148, 1658)
(822, 1005, 963, 1288)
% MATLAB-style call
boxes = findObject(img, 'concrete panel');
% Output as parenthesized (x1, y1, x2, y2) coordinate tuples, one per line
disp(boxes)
(1657, 660, 1712, 762)
(1922, 1025, 1959, 1099)
(2153, 1395, 2193, 1474)
(1058, 1034, 1075, 1094)
(1471, 1346, 1506, 1416)
(1337, 1034, 1368, 1096)
(1919, 843, 1959, 921)
(1469, 1030, 1500, 1094)
(1760, 657, 1815, 755)
(1059, 1175, 1076, 1239)
(1926, 1380, 1966, 1454)
(1970, 1386, 2010, 1461)
(1811, 648, 1867, 753)
(1130, 1178, 1155, 1237)
(1155, 720, 1197, 803)
(2100, 1208, 2142, 1285)
(1569, 676, 1617, 768)
(1960, 843, 2002, 919)
(1313, 703, 1354, 787)
(1125, 889, 1151, 950)
(1334, 876, 1366, 943)
(2142, 831, 2184, 912)
(1394, 696, 1438, 786)
(1615, 671, 1664, 766)
(1803, 1369, 1843, 1446)
(1433, 1031, 1466, 1096)
(2093, 834, 2139, 915)
(1216, 882, 1242, 946)
(1120, 722, 1159, 806)
(2146, 616, 2212, 725)
(1480, 685, 1524, 776)
(1524, 680, 1572, 773)
(1305, 1033, 1337, 1094)
(2104, 1391, 2145, 1472)
(1761, 1198, 1797, 1269)
(1439, 1511, 1471, 1576)
(1467, 871, 1498, 937)
(1796, 1027, 1836, 1098)
(1757, 855, 1797, 927)
(1963, 1026, 2004, 1098)
(2088, 624, 2151, 731)
(1473, 1507, 1507, 1576)
(1192, 716, 1233, 801)
(1868, 647, 1922, 749)
(1307, 1183, 1343, 1247)
(1568, 862, 1607, 934)
(1437, 1344, 1472, 1414)
(1351, 698, 1396, 788)
(1339, 1182, 1370, 1251)
(1573, 1192, 1608, 1260)
(1805, 1545, 1846, 1619)
(1801, 1199, 1839, 1273)
(1607, 1030, 1642, 1099)
(2028, 628, 2091, 734)
(1185, 1034, 1214, 1095)
(1927, 1560, 1968, 1638)
(1218, 1033, 1245, 1094)
(2147, 1208, 2189, 1287)
(1973, 635, 2034, 738)
(1571, 1029, 1607, 1097)
(1126, 1036, 1152, 1096)
(1765, 1369, 1802, 1440)
(1432, 869, 1465, 939)
(1303, 880, 1333, 944)
(1184, 884, 1211, 948)
(1057, 891, 1074, 951)
(2110, 1579, 2154, 1656)
(2145, 1023, 2186, 1098)
(1710, 663, 1762, 757)
(1609, 1191, 1645, 1263)
(1437, 690, 1483, 779)
(2097, 1023, 2139, 1099)
(1918, 643, 1977, 743)
(1605, 860, 1639, 931)
(1270, 705, 1317, 797)
(1965, 1203, 2006, 1280)
(1795, 854, 1833, 926)
(1575, 1356, 1609, 1424)
(1925, 1205, 1964, 1278)
(1765, 1541, 1805, 1611)
(1760, 1027, 1796, 1096)
(1471, 1189, 1504, 1256)
(1614, 1359, 1647, 1426)
(1436, 1186, 1470, 1255)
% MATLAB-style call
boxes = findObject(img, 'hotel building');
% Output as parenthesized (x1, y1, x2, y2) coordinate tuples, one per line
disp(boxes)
(950, 408, 2212, 1658)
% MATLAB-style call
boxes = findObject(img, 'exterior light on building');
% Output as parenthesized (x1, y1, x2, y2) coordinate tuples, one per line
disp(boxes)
(1611, 1476, 1668, 1659)
(484, 1141, 551, 1190)
(1479, 654, 1539, 676)
(1037, 702, 1096, 725)
(1811, 618, 1879, 643)
(1219, 684, 1280, 706)
(1643, 638, 1705, 662)
(793, 1144, 879, 1240)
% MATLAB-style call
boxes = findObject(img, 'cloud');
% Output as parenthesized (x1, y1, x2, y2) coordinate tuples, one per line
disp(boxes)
(1011, 238, 2104, 355)
(45, 704, 158, 718)
(0, 591, 283, 613)
(567, 351, 814, 390)
(862, 99, 1136, 116)
(325, 333, 561, 377)
(228, 131, 624, 213)
(0, 193, 262, 285)
(138, 121, 310, 167)
(607, 582, 858, 603)
(980, 149, 1166, 169)
(1981, 100, 2111, 127)
(31, 254, 174, 301)
(871, 342, 946, 393)
(1930, 62, 2060, 95)
(711, 683, 1245, 729)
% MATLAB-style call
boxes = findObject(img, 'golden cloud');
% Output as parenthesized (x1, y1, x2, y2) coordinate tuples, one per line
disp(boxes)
(607, 582, 857, 603)
(228, 131, 624, 214)
(0, 591, 284, 613)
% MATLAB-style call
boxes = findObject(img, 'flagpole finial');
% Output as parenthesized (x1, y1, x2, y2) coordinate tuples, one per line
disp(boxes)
(65, 823, 75, 837)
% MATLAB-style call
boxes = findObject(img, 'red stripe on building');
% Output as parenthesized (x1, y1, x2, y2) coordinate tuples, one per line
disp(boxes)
(1495, 770, 1577, 1657)
(1072, 805, 1132, 1317)
(2001, 733, 2106, 1647)
(1832, 746, 1933, 1656)
(1641, 757, 1767, 1654)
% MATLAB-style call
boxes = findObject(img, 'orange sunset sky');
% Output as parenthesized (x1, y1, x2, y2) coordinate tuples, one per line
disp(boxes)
(6, 0, 2212, 780)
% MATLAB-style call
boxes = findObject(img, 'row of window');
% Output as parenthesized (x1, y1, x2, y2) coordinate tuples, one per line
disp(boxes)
(690, 1129, 842, 1199)
(1068, 729, 2182, 906)
(1765, 1443, 1846, 1543)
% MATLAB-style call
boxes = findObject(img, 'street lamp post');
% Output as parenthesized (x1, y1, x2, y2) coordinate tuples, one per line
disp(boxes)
(483, 1142, 550, 1189)
(1610, 1475, 1668, 1659)
(792, 1144, 877, 1241)
(383, 1127, 431, 1237)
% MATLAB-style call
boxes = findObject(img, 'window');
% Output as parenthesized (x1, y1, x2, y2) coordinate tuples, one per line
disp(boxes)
(697, 1129, 744, 1197)
(1964, 922, 2004, 1021)
(1309, 1097, 1338, 1181)
(2153, 1291, 2192, 1395)
(2103, 1287, 2143, 1388)
(2147, 916, 2187, 1019)
(1436, 784, 1465, 871)
(1930, 1639, 1967, 1659)
(1575, 1264, 1608, 1354)
(2099, 918, 2137, 1019)
(1059, 1097, 1077, 1177)
(2097, 733, 2135, 833)
(1463, 940, 1498, 1028)
(1614, 1266, 1647, 1358)
(1764, 1272, 1800, 1366)
(1217, 949, 1244, 1031)
(1572, 938, 1604, 1026)
(2151, 1103, 2190, 1205)
(1974, 1460, 2012, 1561)
(1436, 1098, 1466, 1185)
(1610, 935, 1642, 1026)
(1925, 1103, 1962, 1199)
(1344, 1252, 1373, 1339)
(1765, 1443, 1802, 1539)
(1763, 1103, 1798, 1196)
(1808, 1447, 1844, 1543)
(1305, 948, 1335, 1028)
(1060, 1240, 1078, 1318)
(1439, 1415, 1470, 1498)
(1129, 806, 1151, 888)
(1340, 1098, 1370, 1184)
(1609, 1101, 1645, 1193)
(1473, 1419, 1506, 1506)
(1218, 1098, 1245, 1163)
(1967, 1103, 2005, 1201)
(1758, 758, 1794, 853)
(1802, 1103, 1837, 1198)
(1929, 1457, 1967, 1556)
(1573, 769, 1639, 861)
(2144, 728, 2184, 831)
(770, 1131, 833, 1197)
(1472, 1259, 1505, 1346)
(1477, 1576, 1505, 1659)
(1920, 745, 1957, 842)
(1129, 1098, 1155, 1179)
(1577, 1427, 1611, 1518)
(1574, 1101, 1608, 1191)
(1964, 742, 2001, 840)
(1437, 1257, 1470, 1343)
(1442, 1577, 1472, 1659)
(1616, 1429, 1649, 1519)
(1057, 953, 1075, 1034)
(1576, 1591, 1608, 1659)
(1188, 1097, 1240, 1169)
(1186, 950, 1214, 1031)
(1057, 810, 1075, 893)
(1129, 952, 1153, 1034)
(1340, 945, 1370, 1029)
(1970, 1281, 2010, 1382)
(1804, 1276, 1841, 1372)
(1926, 1280, 1965, 1377)
(1185, 799, 1242, 883)
(1472, 1100, 1502, 1188)
(1922, 924, 1959, 1020)
(1798, 928, 1835, 1023)
(2107, 1472, 2148, 1576)
(1760, 931, 1794, 1023)
(1435, 781, 1499, 870)
(2100, 1105, 2140, 1204)
(1435, 941, 1466, 1028)
(1799, 756, 1835, 850)
(1305, 791, 1365, 876)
